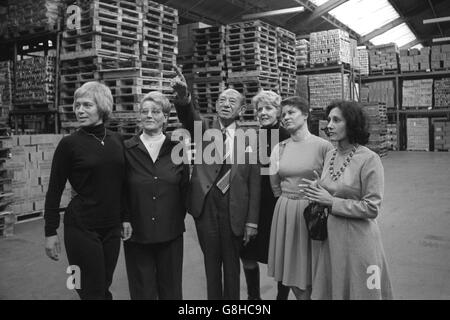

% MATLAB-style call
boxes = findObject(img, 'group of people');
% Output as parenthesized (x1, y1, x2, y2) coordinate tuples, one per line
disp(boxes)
(43, 67, 393, 300)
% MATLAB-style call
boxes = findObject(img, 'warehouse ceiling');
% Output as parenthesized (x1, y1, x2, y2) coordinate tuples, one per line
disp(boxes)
(0, 0, 448, 48)
(157, 0, 450, 48)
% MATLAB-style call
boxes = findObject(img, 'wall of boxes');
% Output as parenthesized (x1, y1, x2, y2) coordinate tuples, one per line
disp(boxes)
(5, 134, 71, 222)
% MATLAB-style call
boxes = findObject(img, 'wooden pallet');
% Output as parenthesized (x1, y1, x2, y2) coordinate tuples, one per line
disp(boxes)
(15, 210, 44, 224)
(6, 23, 59, 39)
(370, 69, 398, 75)
(61, 33, 140, 60)
(61, 55, 141, 72)
(0, 211, 15, 237)
(227, 69, 279, 79)
(100, 67, 174, 79)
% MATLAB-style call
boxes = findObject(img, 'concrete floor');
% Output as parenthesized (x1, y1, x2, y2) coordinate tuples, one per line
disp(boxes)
(0, 151, 449, 300)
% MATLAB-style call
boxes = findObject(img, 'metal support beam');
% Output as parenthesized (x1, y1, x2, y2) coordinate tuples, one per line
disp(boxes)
(287, 0, 361, 43)
(433, 37, 450, 43)
(400, 39, 421, 50)
(242, 7, 304, 20)
(360, 17, 404, 43)
(287, 0, 348, 26)
(423, 16, 450, 24)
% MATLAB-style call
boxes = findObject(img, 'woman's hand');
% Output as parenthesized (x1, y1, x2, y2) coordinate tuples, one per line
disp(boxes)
(298, 170, 320, 190)
(45, 235, 61, 261)
(121, 222, 133, 241)
(303, 184, 334, 206)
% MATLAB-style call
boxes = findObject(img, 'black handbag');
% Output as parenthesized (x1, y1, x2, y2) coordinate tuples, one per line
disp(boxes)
(303, 202, 330, 241)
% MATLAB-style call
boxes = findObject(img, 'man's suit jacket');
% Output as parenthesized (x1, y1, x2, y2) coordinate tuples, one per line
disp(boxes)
(174, 99, 261, 237)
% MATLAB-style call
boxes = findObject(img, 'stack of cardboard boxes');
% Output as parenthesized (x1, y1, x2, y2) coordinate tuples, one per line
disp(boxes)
(369, 43, 399, 74)
(433, 120, 450, 151)
(402, 79, 433, 108)
(399, 47, 431, 72)
(407, 118, 429, 151)
(309, 29, 351, 66)
(5, 134, 71, 221)
(431, 44, 450, 70)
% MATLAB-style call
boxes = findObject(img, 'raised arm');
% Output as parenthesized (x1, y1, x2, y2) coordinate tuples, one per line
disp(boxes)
(171, 65, 202, 135)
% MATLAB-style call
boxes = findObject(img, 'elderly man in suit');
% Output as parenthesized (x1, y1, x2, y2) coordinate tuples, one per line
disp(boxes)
(172, 67, 261, 300)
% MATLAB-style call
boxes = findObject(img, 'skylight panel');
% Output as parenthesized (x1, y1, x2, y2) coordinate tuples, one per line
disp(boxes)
(370, 23, 416, 48)
(328, 0, 400, 36)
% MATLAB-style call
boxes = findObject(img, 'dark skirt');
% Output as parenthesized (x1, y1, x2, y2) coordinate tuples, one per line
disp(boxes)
(240, 175, 277, 264)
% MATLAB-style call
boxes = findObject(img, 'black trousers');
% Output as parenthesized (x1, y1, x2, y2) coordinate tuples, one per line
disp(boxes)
(123, 236, 183, 300)
(196, 185, 242, 300)
(64, 224, 121, 300)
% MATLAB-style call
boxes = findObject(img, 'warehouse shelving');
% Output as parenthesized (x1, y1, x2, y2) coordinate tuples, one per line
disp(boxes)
(357, 69, 450, 151)
(297, 63, 361, 136)
(1, 29, 61, 134)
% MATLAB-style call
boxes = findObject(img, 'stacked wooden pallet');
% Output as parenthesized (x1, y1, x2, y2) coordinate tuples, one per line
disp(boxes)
(0, 126, 15, 236)
(431, 44, 450, 70)
(369, 43, 399, 75)
(0, 126, 15, 237)
(434, 78, 450, 108)
(277, 27, 297, 98)
(226, 20, 279, 121)
(60, 0, 143, 134)
(402, 79, 433, 109)
(399, 47, 430, 72)
(308, 73, 350, 110)
(5, 134, 71, 223)
(386, 123, 398, 150)
(0, 5, 7, 38)
(407, 118, 429, 151)
(361, 102, 388, 157)
(60, 0, 181, 136)
(14, 56, 56, 105)
(0, 61, 13, 120)
(141, 0, 180, 133)
(192, 26, 227, 114)
(177, 23, 210, 98)
(3, 0, 61, 38)
(309, 29, 351, 66)
(295, 38, 309, 69)
(295, 75, 308, 101)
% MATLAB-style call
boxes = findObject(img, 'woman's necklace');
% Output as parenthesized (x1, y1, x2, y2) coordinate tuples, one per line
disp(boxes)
(328, 144, 358, 181)
(81, 128, 106, 146)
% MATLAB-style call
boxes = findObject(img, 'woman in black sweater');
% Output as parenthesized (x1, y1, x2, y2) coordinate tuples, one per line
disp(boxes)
(240, 90, 291, 300)
(44, 81, 131, 300)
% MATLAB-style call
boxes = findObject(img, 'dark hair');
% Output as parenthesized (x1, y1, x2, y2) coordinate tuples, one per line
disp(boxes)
(280, 96, 310, 117)
(325, 100, 370, 145)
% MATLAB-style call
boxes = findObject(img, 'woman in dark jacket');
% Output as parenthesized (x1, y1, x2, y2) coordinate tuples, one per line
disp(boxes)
(123, 91, 189, 300)
(44, 81, 131, 300)
(240, 90, 290, 300)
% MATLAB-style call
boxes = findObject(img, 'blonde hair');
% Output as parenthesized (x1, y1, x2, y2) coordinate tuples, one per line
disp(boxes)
(140, 91, 171, 115)
(73, 81, 113, 122)
(252, 90, 281, 110)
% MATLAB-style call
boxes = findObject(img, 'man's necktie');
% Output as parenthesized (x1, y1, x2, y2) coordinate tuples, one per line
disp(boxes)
(216, 130, 231, 194)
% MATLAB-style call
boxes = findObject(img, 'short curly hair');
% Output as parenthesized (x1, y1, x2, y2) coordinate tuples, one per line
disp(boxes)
(325, 100, 370, 145)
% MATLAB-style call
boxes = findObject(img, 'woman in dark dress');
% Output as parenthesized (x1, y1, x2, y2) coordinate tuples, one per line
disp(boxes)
(123, 91, 190, 300)
(240, 90, 290, 300)
(44, 81, 131, 300)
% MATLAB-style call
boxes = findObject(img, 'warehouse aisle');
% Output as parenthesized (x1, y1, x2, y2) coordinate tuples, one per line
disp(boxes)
(0, 151, 449, 300)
